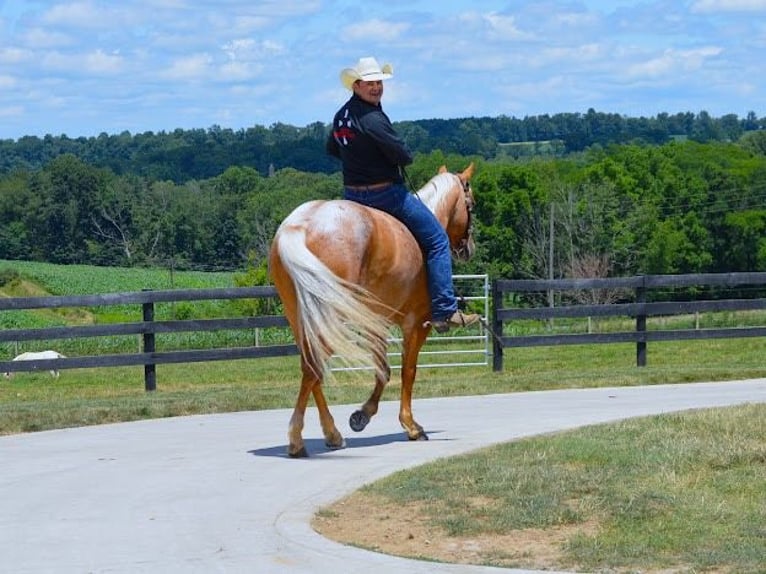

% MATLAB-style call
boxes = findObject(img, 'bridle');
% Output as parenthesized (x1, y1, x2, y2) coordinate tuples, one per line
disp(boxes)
(407, 169, 476, 260)
(451, 176, 475, 260)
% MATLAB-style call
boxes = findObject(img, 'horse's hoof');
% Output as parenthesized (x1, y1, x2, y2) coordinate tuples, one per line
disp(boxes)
(349, 410, 370, 432)
(408, 431, 429, 441)
(326, 437, 347, 451)
(288, 446, 309, 458)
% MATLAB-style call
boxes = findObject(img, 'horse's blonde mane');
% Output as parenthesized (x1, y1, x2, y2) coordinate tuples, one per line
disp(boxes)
(415, 172, 456, 213)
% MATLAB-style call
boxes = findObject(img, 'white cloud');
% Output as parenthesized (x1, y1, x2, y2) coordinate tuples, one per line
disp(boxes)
(221, 38, 284, 60)
(0, 75, 18, 89)
(552, 11, 599, 28)
(691, 0, 766, 12)
(36, 49, 122, 76)
(40, 1, 138, 29)
(22, 27, 74, 49)
(0, 47, 32, 64)
(162, 53, 213, 80)
(219, 61, 257, 81)
(342, 18, 410, 42)
(222, 38, 257, 60)
(0, 105, 25, 117)
(483, 12, 535, 40)
(537, 43, 605, 66)
(626, 46, 723, 78)
(84, 50, 124, 74)
(42, 1, 99, 26)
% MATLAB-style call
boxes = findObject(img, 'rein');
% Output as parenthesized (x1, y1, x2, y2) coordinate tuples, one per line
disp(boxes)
(451, 176, 475, 260)
(403, 167, 475, 260)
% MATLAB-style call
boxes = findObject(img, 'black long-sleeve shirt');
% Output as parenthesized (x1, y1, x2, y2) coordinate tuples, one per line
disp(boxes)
(326, 94, 413, 186)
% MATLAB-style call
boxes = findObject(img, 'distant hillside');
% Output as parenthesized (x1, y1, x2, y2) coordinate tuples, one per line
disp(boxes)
(1, 109, 763, 183)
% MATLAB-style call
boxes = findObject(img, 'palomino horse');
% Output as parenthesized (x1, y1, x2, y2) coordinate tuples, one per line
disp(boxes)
(269, 164, 476, 457)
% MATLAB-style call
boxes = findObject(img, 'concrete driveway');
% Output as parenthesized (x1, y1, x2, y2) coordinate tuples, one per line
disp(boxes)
(2, 379, 764, 574)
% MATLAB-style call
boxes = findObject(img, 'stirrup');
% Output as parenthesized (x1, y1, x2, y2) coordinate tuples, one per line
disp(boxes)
(428, 311, 481, 333)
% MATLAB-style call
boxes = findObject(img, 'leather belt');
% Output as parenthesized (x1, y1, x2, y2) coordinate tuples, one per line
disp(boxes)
(344, 181, 394, 192)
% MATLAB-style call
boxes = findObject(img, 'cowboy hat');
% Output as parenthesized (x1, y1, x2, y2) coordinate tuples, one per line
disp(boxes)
(340, 56, 393, 90)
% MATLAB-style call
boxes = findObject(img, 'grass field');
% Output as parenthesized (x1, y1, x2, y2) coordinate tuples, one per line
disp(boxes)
(317, 403, 766, 573)
(1, 259, 765, 435)
(2, 337, 765, 435)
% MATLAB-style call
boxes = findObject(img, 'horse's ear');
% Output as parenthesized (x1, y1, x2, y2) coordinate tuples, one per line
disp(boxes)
(459, 162, 475, 181)
(438, 165, 448, 174)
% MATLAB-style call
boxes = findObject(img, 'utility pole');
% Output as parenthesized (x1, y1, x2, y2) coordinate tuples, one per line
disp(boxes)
(548, 202, 555, 307)
(547, 202, 555, 330)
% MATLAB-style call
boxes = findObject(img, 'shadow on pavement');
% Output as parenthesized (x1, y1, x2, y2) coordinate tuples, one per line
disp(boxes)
(248, 430, 452, 458)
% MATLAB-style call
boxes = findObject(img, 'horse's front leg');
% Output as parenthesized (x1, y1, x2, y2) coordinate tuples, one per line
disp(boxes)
(349, 365, 391, 432)
(399, 326, 429, 441)
(349, 335, 391, 432)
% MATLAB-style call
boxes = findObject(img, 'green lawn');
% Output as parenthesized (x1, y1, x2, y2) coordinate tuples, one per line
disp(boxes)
(338, 403, 765, 572)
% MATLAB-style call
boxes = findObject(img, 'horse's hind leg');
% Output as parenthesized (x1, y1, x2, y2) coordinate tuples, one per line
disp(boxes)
(312, 384, 345, 450)
(287, 379, 314, 458)
(287, 356, 322, 458)
(288, 355, 345, 457)
(349, 336, 391, 432)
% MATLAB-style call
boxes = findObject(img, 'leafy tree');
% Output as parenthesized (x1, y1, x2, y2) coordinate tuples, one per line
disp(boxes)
(740, 130, 766, 156)
(471, 163, 544, 278)
(43, 154, 109, 263)
(721, 210, 766, 271)
(89, 174, 142, 265)
(0, 172, 39, 260)
(644, 215, 713, 274)
(232, 255, 278, 316)
(238, 168, 341, 264)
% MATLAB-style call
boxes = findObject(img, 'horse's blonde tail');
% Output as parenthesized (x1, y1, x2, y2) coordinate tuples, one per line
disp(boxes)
(276, 228, 392, 380)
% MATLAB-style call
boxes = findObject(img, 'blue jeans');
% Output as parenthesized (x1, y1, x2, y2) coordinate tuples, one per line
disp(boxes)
(344, 183, 457, 320)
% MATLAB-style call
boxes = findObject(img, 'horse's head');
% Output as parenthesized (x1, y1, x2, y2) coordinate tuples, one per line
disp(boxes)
(439, 163, 476, 261)
(416, 163, 477, 261)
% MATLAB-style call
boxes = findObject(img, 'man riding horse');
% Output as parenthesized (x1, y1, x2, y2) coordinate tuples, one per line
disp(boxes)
(326, 56, 479, 333)
(269, 56, 480, 457)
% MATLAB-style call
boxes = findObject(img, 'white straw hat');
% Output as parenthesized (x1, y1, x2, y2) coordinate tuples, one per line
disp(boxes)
(340, 56, 394, 90)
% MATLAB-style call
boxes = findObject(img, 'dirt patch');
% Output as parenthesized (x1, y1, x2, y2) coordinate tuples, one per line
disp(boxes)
(312, 490, 595, 571)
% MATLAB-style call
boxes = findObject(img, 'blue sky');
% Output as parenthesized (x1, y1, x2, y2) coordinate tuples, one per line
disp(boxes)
(1, 0, 764, 140)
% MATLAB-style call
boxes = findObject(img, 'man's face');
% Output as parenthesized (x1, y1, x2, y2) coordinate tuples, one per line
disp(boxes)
(353, 80, 384, 105)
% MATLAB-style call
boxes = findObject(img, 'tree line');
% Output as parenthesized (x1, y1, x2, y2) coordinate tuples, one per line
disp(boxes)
(2, 126, 765, 283)
(2, 109, 764, 183)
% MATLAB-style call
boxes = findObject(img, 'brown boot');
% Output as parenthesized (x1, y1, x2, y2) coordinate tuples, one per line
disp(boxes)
(431, 310, 481, 333)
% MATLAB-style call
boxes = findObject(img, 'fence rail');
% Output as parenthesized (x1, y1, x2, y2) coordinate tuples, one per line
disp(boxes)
(1, 276, 489, 388)
(491, 272, 766, 371)
(329, 274, 490, 371)
(0, 286, 296, 390)
(3, 272, 765, 386)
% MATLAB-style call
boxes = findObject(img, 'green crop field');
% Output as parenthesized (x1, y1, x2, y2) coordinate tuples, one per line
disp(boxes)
(0, 259, 234, 294)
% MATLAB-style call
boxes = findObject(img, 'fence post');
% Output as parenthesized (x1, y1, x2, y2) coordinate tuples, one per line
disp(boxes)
(142, 290, 156, 391)
(491, 280, 504, 372)
(635, 277, 647, 367)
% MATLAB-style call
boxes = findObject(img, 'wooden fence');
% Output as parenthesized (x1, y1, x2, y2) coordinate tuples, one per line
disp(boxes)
(2, 272, 765, 387)
(491, 272, 766, 371)
(0, 286, 294, 390)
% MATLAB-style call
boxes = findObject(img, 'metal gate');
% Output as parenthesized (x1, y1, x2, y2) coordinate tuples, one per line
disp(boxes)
(330, 274, 489, 371)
